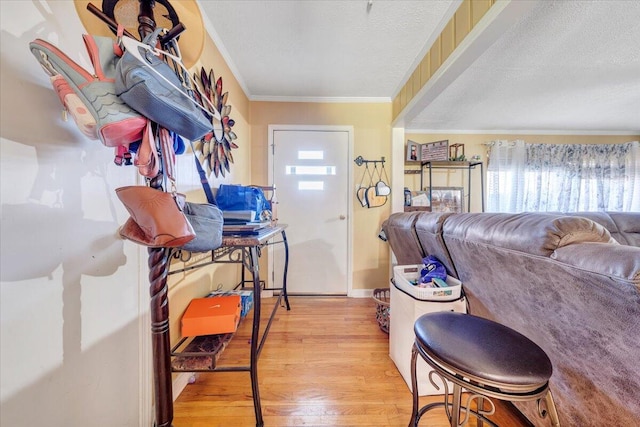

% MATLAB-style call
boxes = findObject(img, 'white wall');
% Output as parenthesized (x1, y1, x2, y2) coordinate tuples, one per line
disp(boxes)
(1, 2, 148, 425)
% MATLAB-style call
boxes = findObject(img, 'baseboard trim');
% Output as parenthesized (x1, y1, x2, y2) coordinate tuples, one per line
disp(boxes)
(349, 289, 375, 298)
(173, 372, 195, 401)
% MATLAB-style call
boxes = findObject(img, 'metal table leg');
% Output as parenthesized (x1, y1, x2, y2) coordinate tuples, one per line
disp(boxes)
(281, 229, 290, 310)
(248, 245, 263, 426)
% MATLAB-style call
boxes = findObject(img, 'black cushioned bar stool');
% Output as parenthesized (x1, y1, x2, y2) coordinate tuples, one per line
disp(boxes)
(409, 312, 560, 427)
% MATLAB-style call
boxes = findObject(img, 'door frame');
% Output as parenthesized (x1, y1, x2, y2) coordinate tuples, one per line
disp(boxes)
(267, 124, 354, 296)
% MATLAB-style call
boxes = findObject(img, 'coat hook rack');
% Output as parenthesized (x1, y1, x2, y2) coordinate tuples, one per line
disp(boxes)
(354, 155, 385, 167)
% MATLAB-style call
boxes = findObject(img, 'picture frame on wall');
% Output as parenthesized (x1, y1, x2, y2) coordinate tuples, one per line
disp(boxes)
(430, 187, 464, 213)
(420, 140, 449, 161)
(406, 140, 449, 162)
(410, 191, 430, 207)
(406, 141, 419, 161)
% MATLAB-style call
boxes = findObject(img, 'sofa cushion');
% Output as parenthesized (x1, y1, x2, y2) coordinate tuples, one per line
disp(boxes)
(381, 212, 424, 265)
(552, 242, 640, 283)
(443, 213, 617, 257)
(414, 212, 457, 277)
(573, 212, 640, 247)
(610, 212, 640, 247)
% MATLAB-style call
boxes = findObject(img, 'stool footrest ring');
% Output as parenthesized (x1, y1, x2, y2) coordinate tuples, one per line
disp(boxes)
(414, 401, 499, 427)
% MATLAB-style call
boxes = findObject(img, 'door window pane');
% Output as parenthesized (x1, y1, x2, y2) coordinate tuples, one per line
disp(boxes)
(298, 181, 324, 191)
(298, 150, 324, 160)
(286, 166, 336, 175)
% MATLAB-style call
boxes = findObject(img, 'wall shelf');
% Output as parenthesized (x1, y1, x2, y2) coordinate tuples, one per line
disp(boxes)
(404, 206, 431, 212)
(418, 161, 485, 213)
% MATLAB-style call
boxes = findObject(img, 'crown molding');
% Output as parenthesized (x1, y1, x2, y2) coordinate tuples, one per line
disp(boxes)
(405, 129, 640, 136)
(250, 95, 391, 103)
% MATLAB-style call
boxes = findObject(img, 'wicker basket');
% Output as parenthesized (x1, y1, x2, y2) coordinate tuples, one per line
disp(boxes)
(372, 288, 390, 334)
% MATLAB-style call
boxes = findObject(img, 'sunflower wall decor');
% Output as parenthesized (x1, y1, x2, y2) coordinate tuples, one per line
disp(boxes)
(192, 67, 238, 177)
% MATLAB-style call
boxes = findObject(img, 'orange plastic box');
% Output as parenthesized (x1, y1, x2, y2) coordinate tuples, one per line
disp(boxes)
(181, 295, 241, 337)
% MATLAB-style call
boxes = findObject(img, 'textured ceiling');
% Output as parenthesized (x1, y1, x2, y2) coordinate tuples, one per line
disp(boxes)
(405, 0, 640, 133)
(199, 0, 457, 100)
(198, 0, 640, 133)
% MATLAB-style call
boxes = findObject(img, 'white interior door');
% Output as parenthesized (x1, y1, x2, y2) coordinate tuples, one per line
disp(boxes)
(269, 126, 352, 295)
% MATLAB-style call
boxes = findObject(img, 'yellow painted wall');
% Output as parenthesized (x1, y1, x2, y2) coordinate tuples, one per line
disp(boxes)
(393, 0, 494, 119)
(404, 133, 640, 213)
(250, 101, 393, 290)
(167, 35, 252, 345)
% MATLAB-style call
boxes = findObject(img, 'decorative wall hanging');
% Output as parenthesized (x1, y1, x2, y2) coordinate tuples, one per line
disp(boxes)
(354, 156, 390, 208)
(449, 143, 466, 161)
(191, 67, 238, 178)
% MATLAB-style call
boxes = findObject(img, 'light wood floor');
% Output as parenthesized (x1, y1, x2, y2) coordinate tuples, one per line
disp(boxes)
(173, 296, 530, 427)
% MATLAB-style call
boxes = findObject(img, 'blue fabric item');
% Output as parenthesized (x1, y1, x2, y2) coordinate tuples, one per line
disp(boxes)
(420, 255, 447, 283)
(172, 131, 186, 155)
(128, 141, 141, 153)
(216, 185, 271, 221)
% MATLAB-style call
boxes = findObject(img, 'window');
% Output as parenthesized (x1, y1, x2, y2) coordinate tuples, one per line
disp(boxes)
(487, 140, 639, 212)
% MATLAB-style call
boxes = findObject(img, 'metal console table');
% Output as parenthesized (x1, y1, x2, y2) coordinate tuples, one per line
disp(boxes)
(161, 226, 290, 427)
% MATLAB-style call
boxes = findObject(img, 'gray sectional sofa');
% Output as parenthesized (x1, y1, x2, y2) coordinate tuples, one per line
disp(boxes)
(382, 211, 640, 426)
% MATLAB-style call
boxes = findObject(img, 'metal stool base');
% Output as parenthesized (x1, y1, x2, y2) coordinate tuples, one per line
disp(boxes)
(415, 400, 499, 427)
(409, 343, 561, 427)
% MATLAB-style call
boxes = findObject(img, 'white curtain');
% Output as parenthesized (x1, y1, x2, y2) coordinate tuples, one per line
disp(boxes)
(487, 140, 640, 213)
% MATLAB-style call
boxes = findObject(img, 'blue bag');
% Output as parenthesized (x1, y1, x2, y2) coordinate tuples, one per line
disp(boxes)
(420, 255, 447, 283)
(216, 185, 271, 222)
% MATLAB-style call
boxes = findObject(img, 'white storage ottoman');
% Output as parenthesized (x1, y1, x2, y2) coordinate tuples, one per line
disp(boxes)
(390, 265, 467, 396)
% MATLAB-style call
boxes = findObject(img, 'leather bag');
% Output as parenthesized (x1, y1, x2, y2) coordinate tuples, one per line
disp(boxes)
(115, 29, 214, 141)
(134, 120, 159, 178)
(180, 201, 223, 253)
(116, 185, 195, 248)
(160, 128, 224, 253)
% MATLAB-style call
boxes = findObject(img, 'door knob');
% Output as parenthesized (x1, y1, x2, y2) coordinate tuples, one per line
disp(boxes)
(339, 215, 346, 220)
